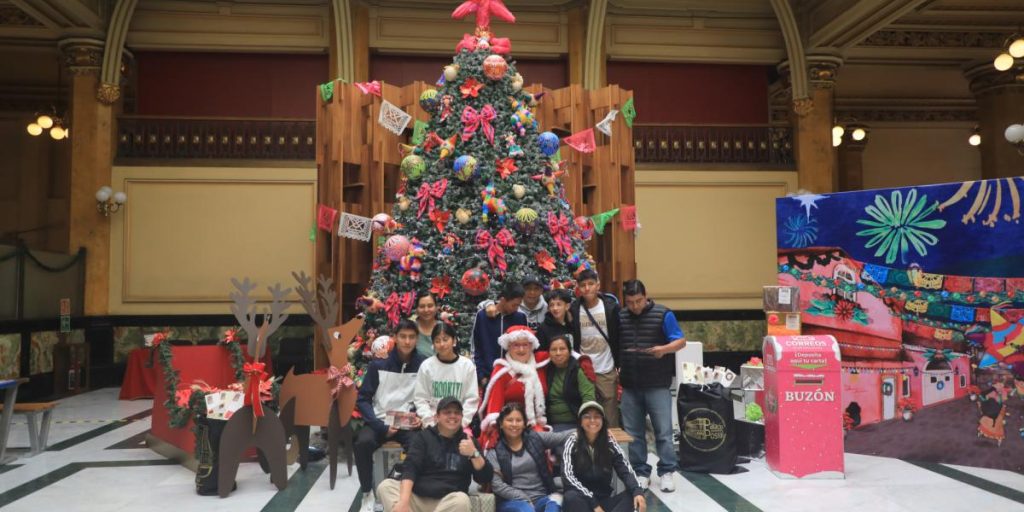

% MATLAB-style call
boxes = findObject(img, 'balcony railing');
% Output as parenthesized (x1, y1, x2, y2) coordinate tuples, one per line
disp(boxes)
(117, 116, 316, 160)
(633, 124, 793, 166)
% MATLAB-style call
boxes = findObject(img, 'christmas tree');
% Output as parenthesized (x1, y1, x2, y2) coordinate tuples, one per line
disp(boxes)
(352, 0, 596, 382)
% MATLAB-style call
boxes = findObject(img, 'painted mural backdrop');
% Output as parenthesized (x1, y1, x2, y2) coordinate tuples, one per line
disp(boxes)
(775, 177, 1024, 472)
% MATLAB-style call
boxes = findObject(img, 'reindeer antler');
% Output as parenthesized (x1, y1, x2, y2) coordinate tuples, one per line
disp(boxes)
(230, 277, 261, 346)
(252, 282, 292, 358)
(291, 271, 340, 354)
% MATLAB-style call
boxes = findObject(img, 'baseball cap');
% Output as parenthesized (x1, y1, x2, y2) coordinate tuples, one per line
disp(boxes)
(578, 401, 604, 418)
(522, 275, 543, 287)
(437, 396, 463, 412)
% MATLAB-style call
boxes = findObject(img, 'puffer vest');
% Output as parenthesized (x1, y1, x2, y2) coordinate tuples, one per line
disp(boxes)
(619, 302, 674, 388)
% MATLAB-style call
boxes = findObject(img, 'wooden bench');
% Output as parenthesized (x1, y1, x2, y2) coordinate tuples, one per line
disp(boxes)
(0, 402, 58, 455)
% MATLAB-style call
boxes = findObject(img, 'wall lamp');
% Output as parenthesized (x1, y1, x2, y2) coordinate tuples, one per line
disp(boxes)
(96, 186, 127, 216)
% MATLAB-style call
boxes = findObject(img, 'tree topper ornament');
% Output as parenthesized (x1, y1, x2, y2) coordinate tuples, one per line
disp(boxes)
(452, 0, 516, 30)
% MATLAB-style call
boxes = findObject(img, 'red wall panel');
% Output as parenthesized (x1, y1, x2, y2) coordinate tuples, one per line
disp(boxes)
(370, 55, 567, 89)
(136, 52, 328, 118)
(607, 62, 770, 124)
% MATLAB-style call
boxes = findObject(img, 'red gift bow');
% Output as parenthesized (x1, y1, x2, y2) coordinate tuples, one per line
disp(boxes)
(354, 81, 382, 97)
(461, 105, 496, 144)
(400, 291, 416, 314)
(455, 34, 512, 54)
(416, 179, 448, 218)
(326, 363, 354, 399)
(547, 212, 573, 256)
(384, 292, 402, 326)
(243, 362, 268, 418)
(476, 228, 515, 273)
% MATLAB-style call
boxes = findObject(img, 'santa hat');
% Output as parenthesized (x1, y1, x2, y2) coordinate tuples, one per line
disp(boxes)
(497, 325, 539, 351)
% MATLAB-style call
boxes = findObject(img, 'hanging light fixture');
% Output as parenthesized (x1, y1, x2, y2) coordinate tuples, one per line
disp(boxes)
(993, 33, 1024, 71)
(26, 57, 69, 140)
(968, 126, 981, 147)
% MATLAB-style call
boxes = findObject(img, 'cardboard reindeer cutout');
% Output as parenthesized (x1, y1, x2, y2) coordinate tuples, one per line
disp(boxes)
(279, 271, 363, 489)
(218, 277, 291, 498)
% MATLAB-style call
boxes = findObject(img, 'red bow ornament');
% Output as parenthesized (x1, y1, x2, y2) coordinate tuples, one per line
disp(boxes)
(326, 364, 354, 399)
(461, 105, 497, 144)
(547, 212, 573, 256)
(451, 0, 516, 29)
(243, 362, 268, 418)
(476, 228, 515, 274)
(384, 292, 402, 327)
(354, 81, 382, 96)
(416, 179, 448, 218)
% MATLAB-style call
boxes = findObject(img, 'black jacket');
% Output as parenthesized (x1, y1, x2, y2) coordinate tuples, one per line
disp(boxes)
(570, 295, 621, 368)
(356, 347, 426, 436)
(561, 432, 642, 507)
(402, 426, 493, 499)
(619, 300, 675, 388)
(536, 312, 573, 351)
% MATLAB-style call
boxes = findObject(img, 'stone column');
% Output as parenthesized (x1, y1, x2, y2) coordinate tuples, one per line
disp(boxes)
(964, 63, 1024, 179)
(837, 131, 868, 191)
(60, 38, 113, 316)
(781, 55, 842, 193)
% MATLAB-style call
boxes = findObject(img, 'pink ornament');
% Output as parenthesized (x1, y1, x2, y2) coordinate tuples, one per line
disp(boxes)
(482, 54, 508, 80)
(384, 235, 410, 262)
(574, 215, 594, 241)
(372, 213, 393, 233)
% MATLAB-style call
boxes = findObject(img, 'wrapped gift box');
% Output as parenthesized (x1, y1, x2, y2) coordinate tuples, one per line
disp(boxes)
(766, 312, 801, 336)
(763, 286, 800, 312)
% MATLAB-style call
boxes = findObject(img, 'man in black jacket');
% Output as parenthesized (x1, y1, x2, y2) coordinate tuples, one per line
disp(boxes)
(619, 279, 686, 492)
(378, 397, 493, 512)
(570, 269, 622, 427)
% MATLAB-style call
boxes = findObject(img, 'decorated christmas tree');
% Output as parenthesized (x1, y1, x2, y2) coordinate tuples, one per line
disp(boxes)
(351, 0, 598, 382)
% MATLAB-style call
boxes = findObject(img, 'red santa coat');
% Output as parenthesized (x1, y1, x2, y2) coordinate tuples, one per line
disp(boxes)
(479, 351, 550, 447)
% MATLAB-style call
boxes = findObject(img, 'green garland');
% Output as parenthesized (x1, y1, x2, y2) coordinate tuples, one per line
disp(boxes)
(157, 339, 247, 429)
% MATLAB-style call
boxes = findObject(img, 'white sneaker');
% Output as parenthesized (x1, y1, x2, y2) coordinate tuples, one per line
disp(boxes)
(359, 491, 376, 512)
(636, 476, 650, 490)
(659, 474, 676, 493)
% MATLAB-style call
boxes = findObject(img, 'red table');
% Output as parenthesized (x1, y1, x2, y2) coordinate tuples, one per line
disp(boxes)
(119, 348, 158, 400)
(149, 345, 272, 456)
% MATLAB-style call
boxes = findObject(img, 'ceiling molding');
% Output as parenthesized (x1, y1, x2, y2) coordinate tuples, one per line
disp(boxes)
(0, 4, 42, 26)
(860, 29, 1006, 48)
(810, 0, 931, 50)
(605, 14, 785, 64)
(835, 97, 977, 123)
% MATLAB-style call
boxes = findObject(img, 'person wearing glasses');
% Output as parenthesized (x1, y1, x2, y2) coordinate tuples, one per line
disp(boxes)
(485, 402, 572, 512)
(561, 402, 646, 512)
(479, 326, 550, 449)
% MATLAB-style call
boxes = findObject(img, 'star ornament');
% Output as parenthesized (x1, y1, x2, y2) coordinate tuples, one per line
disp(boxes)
(452, 0, 516, 30)
(495, 157, 518, 179)
(460, 77, 484, 98)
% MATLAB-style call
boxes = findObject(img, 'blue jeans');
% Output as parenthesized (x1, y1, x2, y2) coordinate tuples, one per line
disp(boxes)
(621, 386, 678, 477)
(498, 496, 560, 512)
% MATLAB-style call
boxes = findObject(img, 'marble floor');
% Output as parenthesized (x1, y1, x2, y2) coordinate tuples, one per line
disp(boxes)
(0, 389, 1022, 511)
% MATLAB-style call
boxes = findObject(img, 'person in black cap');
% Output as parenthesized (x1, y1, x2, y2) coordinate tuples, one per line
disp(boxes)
(561, 402, 645, 512)
(378, 397, 493, 512)
(482, 275, 548, 331)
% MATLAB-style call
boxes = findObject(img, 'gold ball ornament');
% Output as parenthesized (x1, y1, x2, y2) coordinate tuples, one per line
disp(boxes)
(515, 207, 539, 224)
(444, 64, 459, 81)
(398, 196, 412, 211)
(456, 208, 472, 224)
(511, 73, 523, 91)
(512, 184, 526, 199)
(483, 55, 508, 80)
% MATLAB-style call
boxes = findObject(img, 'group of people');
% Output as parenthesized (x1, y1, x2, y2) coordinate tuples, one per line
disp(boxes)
(355, 271, 687, 512)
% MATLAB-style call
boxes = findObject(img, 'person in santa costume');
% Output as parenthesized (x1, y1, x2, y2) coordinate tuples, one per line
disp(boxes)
(479, 325, 550, 449)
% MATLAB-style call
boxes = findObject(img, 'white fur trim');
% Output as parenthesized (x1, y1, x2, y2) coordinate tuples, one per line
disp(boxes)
(480, 411, 500, 432)
(497, 329, 540, 351)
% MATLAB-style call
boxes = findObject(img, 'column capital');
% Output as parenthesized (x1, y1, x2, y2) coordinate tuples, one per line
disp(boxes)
(778, 55, 844, 91)
(964, 61, 1024, 97)
(59, 38, 104, 75)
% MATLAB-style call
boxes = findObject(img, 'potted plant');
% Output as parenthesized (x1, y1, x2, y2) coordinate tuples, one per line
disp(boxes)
(967, 385, 981, 402)
(898, 398, 916, 421)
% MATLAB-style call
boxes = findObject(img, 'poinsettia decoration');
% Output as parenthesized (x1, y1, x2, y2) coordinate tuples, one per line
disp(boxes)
(223, 328, 239, 343)
(429, 209, 451, 232)
(460, 77, 483, 98)
(431, 275, 452, 299)
(535, 249, 556, 273)
(495, 157, 518, 179)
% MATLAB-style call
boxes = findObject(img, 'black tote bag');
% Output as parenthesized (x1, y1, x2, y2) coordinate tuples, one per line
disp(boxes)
(677, 383, 738, 474)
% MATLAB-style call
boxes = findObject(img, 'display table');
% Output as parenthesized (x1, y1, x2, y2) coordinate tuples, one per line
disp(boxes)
(149, 345, 271, 460)
(119, 348, 158, 400)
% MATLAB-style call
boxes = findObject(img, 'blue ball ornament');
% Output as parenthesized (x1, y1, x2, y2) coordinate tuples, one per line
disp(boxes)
(453, 155, 478, 181)
(782, 265, 790, 272)
(538, 131, 560, 156)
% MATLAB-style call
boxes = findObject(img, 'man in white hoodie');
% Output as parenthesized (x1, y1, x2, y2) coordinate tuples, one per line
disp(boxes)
(414, 322, 479, 430)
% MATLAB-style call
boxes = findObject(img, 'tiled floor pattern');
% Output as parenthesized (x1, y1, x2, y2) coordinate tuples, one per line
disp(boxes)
(0, 389, 1022, 511)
